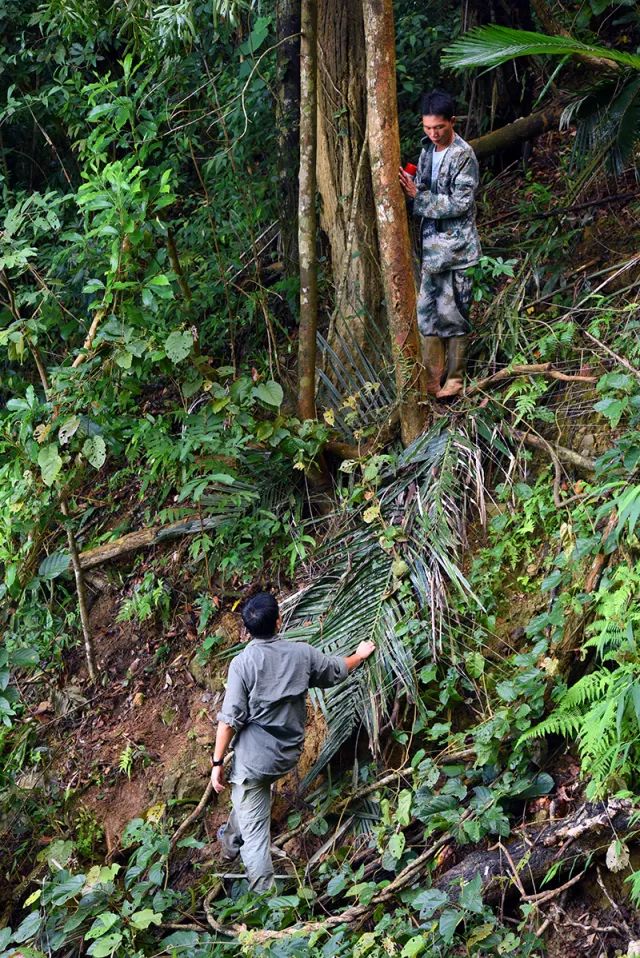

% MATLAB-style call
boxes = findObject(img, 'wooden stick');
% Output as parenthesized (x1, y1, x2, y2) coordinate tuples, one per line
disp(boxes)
(511, 429, 596, 473)
(465, 362, 596, 398)
(482, 191, 639, 229)
(582, 328, 640, 383)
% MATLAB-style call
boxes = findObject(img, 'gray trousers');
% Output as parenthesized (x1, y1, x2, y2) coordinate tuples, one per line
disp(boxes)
(220, 777, 277, 893)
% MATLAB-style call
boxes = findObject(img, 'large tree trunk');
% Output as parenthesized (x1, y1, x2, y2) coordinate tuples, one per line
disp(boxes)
(297, 0, 318, 420)
(316, 1, 385, 366)
(363, 0, 426, 446)
(275, 0, 301, 279)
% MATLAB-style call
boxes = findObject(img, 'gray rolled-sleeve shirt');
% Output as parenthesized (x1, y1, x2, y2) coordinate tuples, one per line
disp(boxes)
(217, 636, 348, 782)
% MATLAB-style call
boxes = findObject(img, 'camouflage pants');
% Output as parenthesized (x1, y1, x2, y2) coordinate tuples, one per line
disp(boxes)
(417, 267, 473, 338)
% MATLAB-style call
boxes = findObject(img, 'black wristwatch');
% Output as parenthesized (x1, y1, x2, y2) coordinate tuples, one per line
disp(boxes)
(211, 758, 224, 767)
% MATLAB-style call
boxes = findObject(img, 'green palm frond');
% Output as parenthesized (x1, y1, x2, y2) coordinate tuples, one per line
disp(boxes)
(282, 420, 485, 790)
(442, 25, 640, 72)
(563, 74, 640, 174)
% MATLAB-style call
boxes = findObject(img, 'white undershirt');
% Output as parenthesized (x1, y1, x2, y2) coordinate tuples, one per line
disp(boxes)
(430, 146, 448, 190)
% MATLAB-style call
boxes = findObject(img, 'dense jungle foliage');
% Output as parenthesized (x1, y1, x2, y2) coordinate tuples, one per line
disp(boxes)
(1, 0, 640, 956)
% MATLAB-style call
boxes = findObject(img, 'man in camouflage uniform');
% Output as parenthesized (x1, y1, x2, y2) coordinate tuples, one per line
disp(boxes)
(400, 90, 481, 398)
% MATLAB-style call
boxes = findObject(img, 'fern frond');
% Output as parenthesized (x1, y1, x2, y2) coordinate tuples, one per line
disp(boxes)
(562, 670, 612, 708)
(517, 709, 583, 745)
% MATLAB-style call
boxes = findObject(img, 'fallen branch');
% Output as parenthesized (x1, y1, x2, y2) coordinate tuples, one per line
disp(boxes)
(465, 362, 596, 398)
(434, 799, 635, 905)
(511, 428, 596, 473)
(482, 191, 640, 229)
(469, 106, 563, 161)
(76, 515, 225, 571)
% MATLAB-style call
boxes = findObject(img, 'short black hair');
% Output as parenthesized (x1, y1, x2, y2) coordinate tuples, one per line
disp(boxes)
(241, 592, 280, 637)
(420, 89, 455, 120)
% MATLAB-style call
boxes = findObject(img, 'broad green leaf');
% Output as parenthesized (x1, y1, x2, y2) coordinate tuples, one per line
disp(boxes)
(87, 932, 123, 956)
(354, 932, 379, 957)
(49, 874, 86, 904)
(39, 550, 70, 579)
(411, 887, 448, 918)
(85, 913, 120, 940)
(164, 330, 193, 364)
(466, 923, 495, 948)
(326, 873, 347, 896)
(401, 935, 427, 957)
(58, 416, 81, 445)
(13, 909, 43, 943)
(459, 872, 484, 913)
(253, 380, 283, 407)
(0, 927, 12, 949)
(129, 909, 162, 930)
(439, 907, 462, 943)
(266, 896, 299, 910)
(396, 789, 412, 826)
(387, 832, 406, 860)
(160, 931, 200, 948)
(38, 444, 62, 486)
(83, 435, 106, 469)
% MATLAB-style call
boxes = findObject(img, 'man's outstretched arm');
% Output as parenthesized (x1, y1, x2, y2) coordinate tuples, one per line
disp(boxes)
(344, 640, 376, 672)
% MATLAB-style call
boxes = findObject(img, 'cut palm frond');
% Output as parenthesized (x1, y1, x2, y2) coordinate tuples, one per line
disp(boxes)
(442, 25, 640, 73)
(282, 420, 486, 789)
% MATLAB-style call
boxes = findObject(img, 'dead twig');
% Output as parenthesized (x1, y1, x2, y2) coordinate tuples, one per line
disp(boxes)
(522, 867, 587, 904)
(581, 329, 640, 384)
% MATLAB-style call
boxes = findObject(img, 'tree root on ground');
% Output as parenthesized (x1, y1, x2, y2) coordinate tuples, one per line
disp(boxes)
(170, 781, 214, 851)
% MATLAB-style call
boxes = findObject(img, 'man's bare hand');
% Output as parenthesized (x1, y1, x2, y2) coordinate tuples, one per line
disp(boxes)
(211, 764, 226, 794)
(399, 167, 418, 198)
(356, 640, 376, 662)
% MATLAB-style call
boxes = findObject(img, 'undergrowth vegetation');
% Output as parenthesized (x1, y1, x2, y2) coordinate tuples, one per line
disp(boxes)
(1, 0, 640, 956)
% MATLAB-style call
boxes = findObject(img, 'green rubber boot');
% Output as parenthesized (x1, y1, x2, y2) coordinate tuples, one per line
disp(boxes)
(436, 336, 467, 399)
(421, 336, 446, 396)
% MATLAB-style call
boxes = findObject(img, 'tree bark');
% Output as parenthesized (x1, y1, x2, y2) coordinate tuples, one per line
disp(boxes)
(275, 0, 301, 279)
(363, 0, 426, 446)
(316, 1, 385, 366)
(435, 800, 633, 904)
(297, 0, 319, 420)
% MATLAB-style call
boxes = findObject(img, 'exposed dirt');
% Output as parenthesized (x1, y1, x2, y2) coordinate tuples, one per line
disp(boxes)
(20, 588, 334, 873)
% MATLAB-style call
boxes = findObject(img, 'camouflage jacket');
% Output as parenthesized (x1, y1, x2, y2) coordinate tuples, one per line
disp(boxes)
(412, 132, 481, 273)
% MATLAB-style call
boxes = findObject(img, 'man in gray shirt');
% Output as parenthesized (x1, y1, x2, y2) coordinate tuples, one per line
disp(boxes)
(210, 592, 375, 892)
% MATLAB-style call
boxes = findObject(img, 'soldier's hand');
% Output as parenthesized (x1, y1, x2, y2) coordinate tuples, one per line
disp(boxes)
(211, 764, 226, 794)
(356, 640, 376, 662)
(398, 167, 418, 198)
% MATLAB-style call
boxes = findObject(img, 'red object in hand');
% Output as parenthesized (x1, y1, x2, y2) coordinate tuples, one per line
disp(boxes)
(403, 162, 418, 176)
